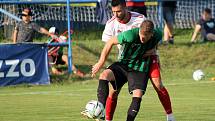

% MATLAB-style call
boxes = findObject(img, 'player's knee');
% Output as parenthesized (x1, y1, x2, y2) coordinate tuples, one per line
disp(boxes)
(151, 78, 164, 91)
(99, 71, 107, 79)
(109, 89, 119, 99)
(132, 89, 144, 97)
(99, 69, 114, 80)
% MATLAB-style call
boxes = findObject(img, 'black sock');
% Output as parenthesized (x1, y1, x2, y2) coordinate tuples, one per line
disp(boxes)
(97, 79, 109, 107)
(127, 97, 142, 121)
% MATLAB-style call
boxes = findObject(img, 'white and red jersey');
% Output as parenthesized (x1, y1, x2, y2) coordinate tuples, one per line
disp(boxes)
(102, 11, 146, 42)
(102, 11, 146, 58)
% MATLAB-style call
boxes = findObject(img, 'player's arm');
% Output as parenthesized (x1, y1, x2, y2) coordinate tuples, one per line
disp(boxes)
(102, 22, 114, 43)
(13, 29, 18, 43)
(191, 24, 201, 43)
(39, 27, 56, 38)
(13, 24, 19, 43)
(33, 23, 56, 38)
(91, 36, 118, 77)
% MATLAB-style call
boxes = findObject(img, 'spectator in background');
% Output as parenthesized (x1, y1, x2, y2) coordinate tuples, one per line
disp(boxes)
(126, 0, 147, 17)
(13, 8, 54, 43)
(191, 8, 215, 43)
(13, 8, 85, 77)
(162, 1, 177, 45)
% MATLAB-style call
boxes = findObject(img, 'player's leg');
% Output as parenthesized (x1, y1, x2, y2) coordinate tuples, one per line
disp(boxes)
(51, 67, 63, 75)
(97, 69, 115, 108)
(163, 7, 175, 44)
(127, 89, 143, 121)
(102, 62, 128, 121)
(149, 55, 175, 121)
(61, 54, 85, 77)
(163, 24, 169, 43)
(81, 69, 114, 120)
(105, 85, 121, 121)
(167, 8, 176, 44)
(206, 33, 215, 41)
(50, 55, 63, 75)
(127, 71, 149, 121)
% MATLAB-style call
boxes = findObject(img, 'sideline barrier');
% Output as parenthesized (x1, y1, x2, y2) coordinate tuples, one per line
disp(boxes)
(0, 43, 50, 86)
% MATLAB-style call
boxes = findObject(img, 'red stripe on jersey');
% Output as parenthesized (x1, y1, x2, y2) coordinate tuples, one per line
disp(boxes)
(132, 20, 144, 24)
(107, 16, 116, 24)
(131, 13, 144, 18)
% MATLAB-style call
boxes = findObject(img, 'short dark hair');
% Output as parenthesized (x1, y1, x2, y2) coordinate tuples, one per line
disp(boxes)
(21, 8, 33, 16)
(204, 8, 211, 14)
(111, 0, 126, 7)
(140, 20, 154, 33)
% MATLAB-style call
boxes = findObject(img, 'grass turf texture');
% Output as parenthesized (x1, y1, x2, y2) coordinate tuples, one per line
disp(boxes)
(0, 29, 215, 121)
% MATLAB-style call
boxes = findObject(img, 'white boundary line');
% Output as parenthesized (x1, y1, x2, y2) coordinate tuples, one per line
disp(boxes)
(0, 81, 214, 96)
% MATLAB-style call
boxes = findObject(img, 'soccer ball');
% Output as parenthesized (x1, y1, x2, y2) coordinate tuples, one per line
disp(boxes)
(84, 100, 104, 119)
(193, 69, 205, 81)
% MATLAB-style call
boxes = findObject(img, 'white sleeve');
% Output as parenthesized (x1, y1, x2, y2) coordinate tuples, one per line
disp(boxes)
(102, 22, 114, 43)
(135, 15, 147, 27)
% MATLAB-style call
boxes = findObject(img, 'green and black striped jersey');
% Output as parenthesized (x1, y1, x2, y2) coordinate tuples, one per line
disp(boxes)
(117, 28, 162, 72)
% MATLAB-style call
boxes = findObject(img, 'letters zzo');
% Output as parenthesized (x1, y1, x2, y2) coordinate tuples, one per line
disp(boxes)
(0, 59, 36, 78)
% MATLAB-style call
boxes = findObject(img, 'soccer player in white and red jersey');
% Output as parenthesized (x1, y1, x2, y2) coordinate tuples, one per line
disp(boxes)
(93, 0, 175, 121)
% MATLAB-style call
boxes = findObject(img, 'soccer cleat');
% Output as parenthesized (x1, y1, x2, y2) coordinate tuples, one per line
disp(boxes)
(167, 118, 176, 121)
(94, 118, 104, 121)
(99, 112, 105, 121)
(168, 36, 174, 44)
(95, 109, 105, 121)
(81, 110, 92, 119)
(167, 113, 175, 121)
(81, 110, 105, 120)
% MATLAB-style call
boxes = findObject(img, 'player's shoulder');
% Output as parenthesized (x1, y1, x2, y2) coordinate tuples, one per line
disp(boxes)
(130, 11, 146, 24)
(106, 16, 117, 24)
(130, 11, 146, 19)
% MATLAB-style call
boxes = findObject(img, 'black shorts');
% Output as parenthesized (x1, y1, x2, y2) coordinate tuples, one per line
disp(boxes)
(107, 62, 149, 94)
(163, 7, 176, 25)
(49, 53, 65, 65)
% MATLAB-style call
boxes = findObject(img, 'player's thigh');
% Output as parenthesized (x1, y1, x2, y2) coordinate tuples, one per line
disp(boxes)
(149, 55, 161, 79)
(149, 56, 164, 89)
(128, 71, 149, 95)
(99, 69, 115, 81)
(107, 62, 128, 91)
(61, 54, 68, 62)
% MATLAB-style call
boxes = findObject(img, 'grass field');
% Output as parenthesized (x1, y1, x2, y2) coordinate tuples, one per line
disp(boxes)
(0, 29, 215, 121)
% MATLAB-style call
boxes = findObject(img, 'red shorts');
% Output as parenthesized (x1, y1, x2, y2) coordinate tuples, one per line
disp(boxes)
(149, 55, 161, 78)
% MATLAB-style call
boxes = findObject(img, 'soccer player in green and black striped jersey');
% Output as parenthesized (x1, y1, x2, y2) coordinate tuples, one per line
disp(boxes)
(91, 20, 161, 121)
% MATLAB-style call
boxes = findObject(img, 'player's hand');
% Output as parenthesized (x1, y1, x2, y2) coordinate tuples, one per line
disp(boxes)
(91, 62, 102, 77)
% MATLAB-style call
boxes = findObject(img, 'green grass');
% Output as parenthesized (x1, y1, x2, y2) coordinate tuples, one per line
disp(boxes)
(0, 29, 215, 121)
